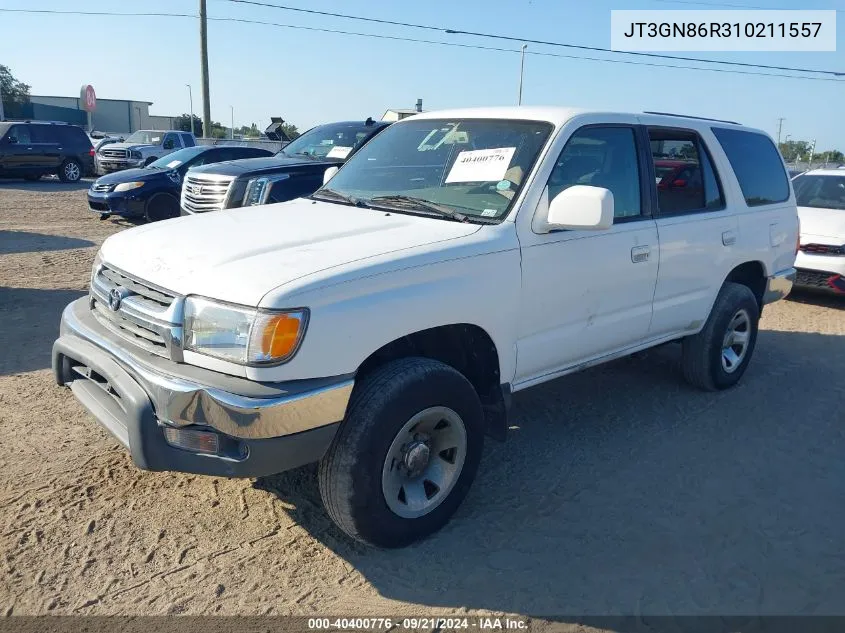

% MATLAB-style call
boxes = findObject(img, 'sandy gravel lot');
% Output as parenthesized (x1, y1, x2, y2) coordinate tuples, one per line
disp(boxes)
(1, 178, 844, 623)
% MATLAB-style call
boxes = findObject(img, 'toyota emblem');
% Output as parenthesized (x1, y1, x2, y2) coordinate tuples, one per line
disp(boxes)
(108, 288, 123, 311)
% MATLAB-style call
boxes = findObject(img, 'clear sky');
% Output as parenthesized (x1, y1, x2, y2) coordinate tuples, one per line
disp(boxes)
(2, 0, 844, 149)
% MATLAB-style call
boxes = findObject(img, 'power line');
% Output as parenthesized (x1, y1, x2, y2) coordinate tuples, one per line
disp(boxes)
(206, 16, 845, 83)
(653, 0, 844, 13)
(2, 7, 843, 83)
(223, 0, 845, 77)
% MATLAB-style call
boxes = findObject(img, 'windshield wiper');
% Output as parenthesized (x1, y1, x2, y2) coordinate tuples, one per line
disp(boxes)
(310, 188, 364, 206)
(367, 195, 469, 222)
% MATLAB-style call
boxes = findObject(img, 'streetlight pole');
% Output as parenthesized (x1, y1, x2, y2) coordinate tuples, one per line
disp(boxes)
(518, 44, 527, 106)
(230, 105, 234, 139)
(186, 84, 194, 136)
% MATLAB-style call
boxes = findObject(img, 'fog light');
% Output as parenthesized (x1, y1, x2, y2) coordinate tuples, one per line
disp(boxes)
(163, 427, 220, 455)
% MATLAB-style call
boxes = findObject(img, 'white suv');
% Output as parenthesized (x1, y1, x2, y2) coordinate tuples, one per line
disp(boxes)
(792, 169, 845, 293)
(54, 107, 798, 547)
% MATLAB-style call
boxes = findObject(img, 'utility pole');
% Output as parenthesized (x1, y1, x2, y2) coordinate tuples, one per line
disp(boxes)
(776, 117, 785, 144)
(518, 44, 527, 106)
(230, 105, 234, 139)
(0, 84, 5, 121)
(808, 139, 816, 166)
(199, 0, 211, 139)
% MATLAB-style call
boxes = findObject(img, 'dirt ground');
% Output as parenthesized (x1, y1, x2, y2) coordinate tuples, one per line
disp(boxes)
(1, 178, 845, 622)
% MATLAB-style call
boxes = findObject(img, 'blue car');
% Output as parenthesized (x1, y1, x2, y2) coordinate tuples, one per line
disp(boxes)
(87, 145, 273, 222)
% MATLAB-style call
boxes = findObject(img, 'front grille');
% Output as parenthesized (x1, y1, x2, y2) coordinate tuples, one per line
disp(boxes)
(795, 268, 843, 291)
(90, 264, 180, 358)
(91, 183, 114, 193)
(100, 148, 128, 159)
(180, 173, 235, 214)
(800, 243, 845, 256)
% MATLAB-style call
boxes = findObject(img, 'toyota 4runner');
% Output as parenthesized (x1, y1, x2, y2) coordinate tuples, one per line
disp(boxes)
(54, 107, 798, 548)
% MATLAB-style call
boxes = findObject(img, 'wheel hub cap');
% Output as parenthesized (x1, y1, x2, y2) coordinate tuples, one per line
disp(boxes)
(721, 308, 751, 373)
(403, 441, 431, 478)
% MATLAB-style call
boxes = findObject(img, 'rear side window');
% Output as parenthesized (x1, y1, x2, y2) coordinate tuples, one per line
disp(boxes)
(30, 125, 56, 143)
(648, 128, 724, 215)
(712, 128, 790, 207)
(181, 133, 196, 147)
(54, 126, 90, 146)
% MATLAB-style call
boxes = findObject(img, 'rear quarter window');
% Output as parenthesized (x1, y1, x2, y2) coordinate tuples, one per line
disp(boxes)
(55, 126, 91, 147)
(711, 127, 790, 207)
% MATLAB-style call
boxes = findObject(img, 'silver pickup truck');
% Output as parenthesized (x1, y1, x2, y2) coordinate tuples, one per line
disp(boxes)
(97, 130, 197, 174)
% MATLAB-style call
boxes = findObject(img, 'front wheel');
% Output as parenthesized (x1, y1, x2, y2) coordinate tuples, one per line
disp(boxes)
(681, 282, 760, 391)
(144, 193, 179, 222)
(318, 357, 484, 548)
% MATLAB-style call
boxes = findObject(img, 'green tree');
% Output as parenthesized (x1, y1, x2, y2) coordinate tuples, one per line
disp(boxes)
(0, 64, 30, 105)
(778, 140, 811, 162)
(173, 113, 202, 135)
(817, 150, 844, 163)
(280, 123, 299, 140)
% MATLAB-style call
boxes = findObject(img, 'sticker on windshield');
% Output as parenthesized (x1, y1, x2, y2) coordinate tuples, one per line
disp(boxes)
(166, 160, 182, 169)
(445, 147, 517, 183)
(481, 208, 498, 217)
(496, 180, 511, 191)
(326, 146, 352, 159)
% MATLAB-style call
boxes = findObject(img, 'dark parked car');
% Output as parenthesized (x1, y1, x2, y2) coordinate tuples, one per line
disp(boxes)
(87, 145, 273, 222)
(181, 118, 390, 215)
(0, 121, 95, 182)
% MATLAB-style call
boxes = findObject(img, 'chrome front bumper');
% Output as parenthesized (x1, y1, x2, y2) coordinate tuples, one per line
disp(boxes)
(762, 267, 796, 304)
(53, 298, 353, 477)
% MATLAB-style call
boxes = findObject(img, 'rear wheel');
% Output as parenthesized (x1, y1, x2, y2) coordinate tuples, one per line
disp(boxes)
(58, 159, 82, 183)
(681, 282, 760, 391)
(144, 193, 179, 222)
(318, 357, 484, 548)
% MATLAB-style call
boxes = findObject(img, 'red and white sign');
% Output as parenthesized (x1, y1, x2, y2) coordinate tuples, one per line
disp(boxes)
(80, 85, 97, 112)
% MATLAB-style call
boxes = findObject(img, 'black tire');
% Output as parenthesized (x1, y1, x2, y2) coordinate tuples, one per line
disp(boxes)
(144, 193, 179, 222)
(681, 282, 760, 391)
(98, 213, 110, 221)
(24, 174, 42, 182)
(318, 357, 484, 548)
(58, 159, 82, 183)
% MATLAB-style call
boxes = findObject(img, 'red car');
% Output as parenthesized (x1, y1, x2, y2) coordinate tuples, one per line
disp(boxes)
(654, 159, 704, 212)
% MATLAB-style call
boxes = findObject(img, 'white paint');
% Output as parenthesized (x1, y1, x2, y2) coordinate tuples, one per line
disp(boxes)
(95, 106, 798, 388)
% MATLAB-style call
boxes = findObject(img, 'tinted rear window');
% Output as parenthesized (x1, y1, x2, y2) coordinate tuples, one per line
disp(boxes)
(181, 133, 195, 147)
(711, 127, 790, 207)
(53, 126, 91, 146)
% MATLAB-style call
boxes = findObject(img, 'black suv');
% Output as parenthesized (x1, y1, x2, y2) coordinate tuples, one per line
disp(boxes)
(181, 118, 390, 214)
(0, 121, 95, 182)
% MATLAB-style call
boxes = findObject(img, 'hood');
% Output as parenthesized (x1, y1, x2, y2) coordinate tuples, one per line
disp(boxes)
(798, 206, 845, 242)
(100, 142, 158, 152)
(94, 167, 166, 185)
(188, 154, 339, 178)
(99, 198, 482, 306)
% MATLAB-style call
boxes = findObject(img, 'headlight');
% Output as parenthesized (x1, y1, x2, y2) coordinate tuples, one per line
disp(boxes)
(130, 150, 143, 159)
(114, 181, 144, 192)
(183, 296, 308, 365)
(242, 174, 290, 206)
(90, 251, 103, 286)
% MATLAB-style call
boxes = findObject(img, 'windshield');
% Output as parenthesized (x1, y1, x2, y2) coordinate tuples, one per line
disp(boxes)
(148, 146, 207, 170)
(793, 175, 845, 210)
(316, 118, 554, 221)
(124, 130, 164, 145)
(280, 122, 381, 160)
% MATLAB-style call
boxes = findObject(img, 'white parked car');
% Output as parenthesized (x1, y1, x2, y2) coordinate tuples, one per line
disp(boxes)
(53, 107, 798, 547)
(792, 169, 845, 293)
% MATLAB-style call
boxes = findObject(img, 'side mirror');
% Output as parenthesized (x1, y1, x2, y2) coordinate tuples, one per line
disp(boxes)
(323, 166, 339, 185)
(536, 185, 614, 233)
(163, 140, 174, 149)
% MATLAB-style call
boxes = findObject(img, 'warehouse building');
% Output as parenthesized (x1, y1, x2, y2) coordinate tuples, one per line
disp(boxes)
(28, 95, 159, 134)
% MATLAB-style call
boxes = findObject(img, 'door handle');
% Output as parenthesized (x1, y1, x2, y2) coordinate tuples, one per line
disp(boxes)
(631, 245, 651, 263)
(722, 230, 737, 246)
